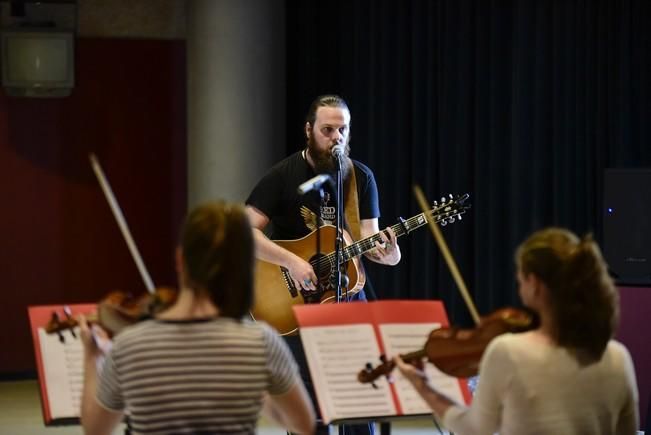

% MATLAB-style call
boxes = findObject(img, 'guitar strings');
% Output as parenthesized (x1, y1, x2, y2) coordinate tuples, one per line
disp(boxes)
(306, 207, 454, 273)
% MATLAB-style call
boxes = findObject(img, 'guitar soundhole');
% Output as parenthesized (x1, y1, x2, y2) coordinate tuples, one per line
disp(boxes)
(310, 254, 334, 293)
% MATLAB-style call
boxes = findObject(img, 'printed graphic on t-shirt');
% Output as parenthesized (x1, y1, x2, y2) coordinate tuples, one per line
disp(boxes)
(320, 192, 336, 224)
(300, 206, 318, 232)
(300, 192, 337, 232)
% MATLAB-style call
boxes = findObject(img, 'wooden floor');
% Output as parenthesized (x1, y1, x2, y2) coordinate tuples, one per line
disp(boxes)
(0, 380, 447, 434)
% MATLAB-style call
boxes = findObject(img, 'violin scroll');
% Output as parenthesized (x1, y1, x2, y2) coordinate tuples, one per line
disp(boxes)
(45, 287, 177, 340)
(46, 309, 83, 342)
(357, 355, 395, 387)
(358, 350, 426, 386)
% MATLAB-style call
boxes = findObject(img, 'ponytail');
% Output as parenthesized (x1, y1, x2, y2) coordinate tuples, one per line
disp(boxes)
(516, 228, 618, 364)
(556, 236, 618, 362)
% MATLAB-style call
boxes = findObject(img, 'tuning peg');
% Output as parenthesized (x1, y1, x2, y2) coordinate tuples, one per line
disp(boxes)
(448, 216, 455, 223)
(449, 193, 453, 199)
(440, 196, 446, 203)
(51, 313, 65, 343)
(63, 305, 76, 338)
(433, 200, 438, 207)
(440, 219, 448, 226)
(362, 362, 379, 389)
(457, 214, 462, 220)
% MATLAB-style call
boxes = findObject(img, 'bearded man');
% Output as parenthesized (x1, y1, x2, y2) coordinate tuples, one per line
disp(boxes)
(245, 94, 400, 435)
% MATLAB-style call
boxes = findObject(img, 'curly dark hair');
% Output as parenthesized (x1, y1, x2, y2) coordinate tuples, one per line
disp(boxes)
(515, 227, 619, 364)
(180, 201, 254, 319)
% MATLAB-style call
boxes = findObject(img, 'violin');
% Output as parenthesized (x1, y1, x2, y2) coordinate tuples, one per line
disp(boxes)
(358, 186, 535, 385)
(47, 155, 177, 341)
(358, 307, 533, 383)
(46, 287, 177, 339)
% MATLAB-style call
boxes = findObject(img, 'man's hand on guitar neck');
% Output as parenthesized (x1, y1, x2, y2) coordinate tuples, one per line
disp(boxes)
(362, 222, 401, 266)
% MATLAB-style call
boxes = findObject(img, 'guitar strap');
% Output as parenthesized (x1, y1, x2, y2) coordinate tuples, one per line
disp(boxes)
(344, 161, 361, 241)
(343, 161, 367, 292)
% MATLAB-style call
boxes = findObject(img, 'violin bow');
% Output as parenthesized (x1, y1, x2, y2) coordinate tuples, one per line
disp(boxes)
(413, 185, 480, 326)
(90, 153, 156, 294)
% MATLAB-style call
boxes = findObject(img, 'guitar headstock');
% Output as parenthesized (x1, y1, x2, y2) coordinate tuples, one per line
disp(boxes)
(431, 193, 471, 226)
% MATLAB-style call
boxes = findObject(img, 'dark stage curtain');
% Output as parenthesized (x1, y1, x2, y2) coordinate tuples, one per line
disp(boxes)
(285, 0, 650, 326)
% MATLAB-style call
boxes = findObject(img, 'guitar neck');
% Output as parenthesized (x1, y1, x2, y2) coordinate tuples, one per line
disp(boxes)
(318, 193, 468, 265)
(341, 211, 437, 262)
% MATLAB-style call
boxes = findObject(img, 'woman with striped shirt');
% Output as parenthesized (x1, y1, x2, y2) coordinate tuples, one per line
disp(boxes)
(79, 201, 316, 435)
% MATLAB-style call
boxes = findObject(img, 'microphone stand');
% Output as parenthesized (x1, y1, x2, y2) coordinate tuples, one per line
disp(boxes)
(334, 153, 348, 303)
(315, 187, 325, 298)
(297, 174, 333, 301)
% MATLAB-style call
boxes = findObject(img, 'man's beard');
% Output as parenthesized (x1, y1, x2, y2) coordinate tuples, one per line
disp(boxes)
(307, 133, 352, 181)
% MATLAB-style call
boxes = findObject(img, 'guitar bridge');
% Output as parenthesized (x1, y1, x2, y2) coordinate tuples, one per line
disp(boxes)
(281, 267, 298, 298)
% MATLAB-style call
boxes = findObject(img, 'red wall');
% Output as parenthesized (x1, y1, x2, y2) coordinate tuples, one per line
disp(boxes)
(617, 286, 651, 429)
(0, 38, 186, 374)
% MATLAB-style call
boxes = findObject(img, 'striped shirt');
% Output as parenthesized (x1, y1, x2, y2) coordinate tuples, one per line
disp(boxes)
(96, 317, 298, 435)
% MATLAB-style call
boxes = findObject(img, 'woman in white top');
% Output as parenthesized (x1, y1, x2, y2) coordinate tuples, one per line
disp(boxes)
(397, 227, 639, 435)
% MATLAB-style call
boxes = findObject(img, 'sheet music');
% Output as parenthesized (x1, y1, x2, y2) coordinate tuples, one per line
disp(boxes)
(379, 323, 467, 413)
(38, 327, 84, 419)
(300, 324, 397, 424)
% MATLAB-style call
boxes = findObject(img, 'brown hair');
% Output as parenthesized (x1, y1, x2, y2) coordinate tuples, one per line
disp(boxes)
(180, 201, 254, 319)
(305, 94, 350, 127)
(515, 227, 618, 363)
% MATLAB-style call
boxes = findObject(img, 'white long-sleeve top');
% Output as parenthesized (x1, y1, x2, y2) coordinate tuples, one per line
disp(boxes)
(442, 332, 639, 435)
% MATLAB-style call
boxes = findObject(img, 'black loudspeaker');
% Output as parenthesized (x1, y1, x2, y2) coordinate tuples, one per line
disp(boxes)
(603, 169, 651, 285)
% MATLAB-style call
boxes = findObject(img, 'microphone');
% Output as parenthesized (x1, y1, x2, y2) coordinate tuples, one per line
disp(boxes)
(297, 174, 333, 195)
(331, 144, 346, 159)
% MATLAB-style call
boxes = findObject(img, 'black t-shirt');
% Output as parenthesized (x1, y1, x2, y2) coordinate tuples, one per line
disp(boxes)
(246, 150, 380, 241)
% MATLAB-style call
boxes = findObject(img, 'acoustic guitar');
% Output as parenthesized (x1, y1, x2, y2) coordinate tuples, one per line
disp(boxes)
(250, 193, 470, 335)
